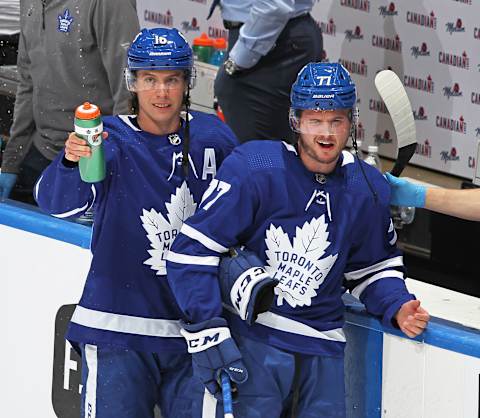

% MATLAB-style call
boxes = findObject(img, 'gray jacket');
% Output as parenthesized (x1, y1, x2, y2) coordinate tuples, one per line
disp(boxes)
(3, 0, 139, 173)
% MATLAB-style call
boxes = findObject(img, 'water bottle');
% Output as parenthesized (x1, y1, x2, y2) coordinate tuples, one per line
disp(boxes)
(209, 38, 227, 66)
(349, 139, 363, 159)
(192, 33, 214, 63)
(364, 145, 382, 171)
(75, 102, 105, 183)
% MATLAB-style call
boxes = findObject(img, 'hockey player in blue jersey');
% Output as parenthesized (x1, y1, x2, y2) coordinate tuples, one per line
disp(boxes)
(166, 62, 430, 417)
(34, 28, 238, 418)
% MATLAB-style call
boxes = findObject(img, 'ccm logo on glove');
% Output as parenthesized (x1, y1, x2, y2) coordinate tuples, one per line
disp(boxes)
(181, 326, 231, 353)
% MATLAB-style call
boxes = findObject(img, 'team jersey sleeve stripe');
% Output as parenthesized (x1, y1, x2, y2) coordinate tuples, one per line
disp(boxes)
(51, 185, 97, 218)
(389, 228, 398, 245)
(34, 175, 43, 202)
(166, 250, 220, 266)
(180, 223, 228, 254)
(344, 255, 404, 281)
(351, 270, 405, 299)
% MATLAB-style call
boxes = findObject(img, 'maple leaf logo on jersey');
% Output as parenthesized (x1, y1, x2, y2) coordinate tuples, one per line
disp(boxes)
(265, 215, 338, 308)
(141, 182, 197, 275)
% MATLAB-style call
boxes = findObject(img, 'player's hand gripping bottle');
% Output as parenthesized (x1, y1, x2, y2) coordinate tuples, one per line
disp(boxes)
(75, 102, 105, 183)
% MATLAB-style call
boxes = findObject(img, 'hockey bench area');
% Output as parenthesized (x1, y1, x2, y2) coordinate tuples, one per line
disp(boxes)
(1, 200, 479, 418)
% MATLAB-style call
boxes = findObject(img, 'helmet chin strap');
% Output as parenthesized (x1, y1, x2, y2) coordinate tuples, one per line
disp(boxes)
(182, 86, 191, 178)
(350, 121, 378, 202)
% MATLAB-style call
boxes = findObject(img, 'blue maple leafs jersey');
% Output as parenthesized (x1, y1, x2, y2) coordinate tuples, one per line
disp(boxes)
(167, 140, 414, 356)
(35, 111, 238, 353)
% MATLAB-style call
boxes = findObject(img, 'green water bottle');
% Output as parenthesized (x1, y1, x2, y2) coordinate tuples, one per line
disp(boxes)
(75, 102, 105, 183)
(192, 33, 214, 63)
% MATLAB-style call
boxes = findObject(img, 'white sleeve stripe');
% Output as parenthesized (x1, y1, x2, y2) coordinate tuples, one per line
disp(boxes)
(351, 270, 405, 299)
(34, 175, 43, 201)
(166, 250, 220, 266)
(86, 185, 97, 212)
(180, 224, 228, 254)
(51, 184, 96, 218)
(344, 255, 404, 281)
(52, 201, 90, 218)
(389, 229, 398, 245)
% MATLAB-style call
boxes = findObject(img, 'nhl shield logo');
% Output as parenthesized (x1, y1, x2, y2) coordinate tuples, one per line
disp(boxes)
(58, 9, 74, 33)
(168, 134, 181, 145)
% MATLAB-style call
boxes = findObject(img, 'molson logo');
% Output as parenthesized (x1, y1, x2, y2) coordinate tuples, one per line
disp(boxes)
(372, 34, 401, 52)
(404, 74, 434, 93)
(374, 130, 393, 144)
(445, 18, 465, 34)
(436, 115, 466, 134)
(416, 139, 432, 158)
(471, 92, 480, 105)
(443, 83, 463, 99)
(369, 98, 388, 113)
(413, 106, 428, 120)
(320, 18, 336, 36)
(379, 2, 398, 17)
(339, 58, 368, 76)
(440, 148, 460, 163)
(411, 42, 430, 58)
(144, 9, 173, 26)
(181, 17, 200, 32)
(208, 26, 227, 39)
(406, 11, 437, 29)
(439, 51, 469, 69)
(345, 26, 364, 41)
(410, 42, 430, 58)
(340, 0, 370, 12)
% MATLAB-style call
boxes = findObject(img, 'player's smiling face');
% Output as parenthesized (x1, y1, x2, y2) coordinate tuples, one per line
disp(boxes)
(297, 109, 351, 174)
(136, 70, 187, 135)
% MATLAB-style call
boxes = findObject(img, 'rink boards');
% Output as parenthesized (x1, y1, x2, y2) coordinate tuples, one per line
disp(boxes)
(1, 201, 479, 418)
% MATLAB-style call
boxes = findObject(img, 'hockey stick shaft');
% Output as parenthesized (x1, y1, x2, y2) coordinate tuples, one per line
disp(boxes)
(221, 372, 234, 418)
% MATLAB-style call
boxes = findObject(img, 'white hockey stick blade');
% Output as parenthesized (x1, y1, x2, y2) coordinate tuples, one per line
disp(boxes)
(374, 70, 416, 149)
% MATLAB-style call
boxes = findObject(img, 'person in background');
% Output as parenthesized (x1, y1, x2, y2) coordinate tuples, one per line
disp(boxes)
(386, 172, 480, 221)
(34, 27, 239, 418)
(209, 0, 323, 143)
(0, 0, 20, 145)
(0, 0, 19, 66)
(0, 0, 139, 203)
